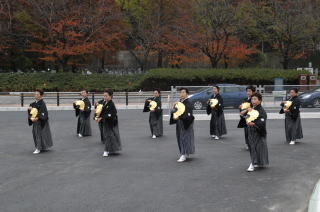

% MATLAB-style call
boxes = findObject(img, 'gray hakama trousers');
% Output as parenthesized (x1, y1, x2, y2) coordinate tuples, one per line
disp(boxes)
(98, 122, 105, 144)
(244, 127, 249, 146)
(32, 121, 53, 150)
(247, 127, 269, 167)
(176, 120, 195, 155)
(103, 124, 122, 153)
(210, 110, 227, 136)
(285, 114, 303, 142)
(149, 112, 163, 137)
(77, 113, 92, 136)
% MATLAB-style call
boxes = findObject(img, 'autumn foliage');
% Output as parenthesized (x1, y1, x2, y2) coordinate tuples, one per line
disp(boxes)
(0, 0, 318, 71)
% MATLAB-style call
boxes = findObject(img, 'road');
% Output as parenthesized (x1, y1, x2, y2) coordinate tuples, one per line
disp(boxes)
(0, 110, 319, 212)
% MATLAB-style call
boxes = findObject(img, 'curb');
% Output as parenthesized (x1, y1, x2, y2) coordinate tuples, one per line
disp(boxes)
(308, 179, 320, 212)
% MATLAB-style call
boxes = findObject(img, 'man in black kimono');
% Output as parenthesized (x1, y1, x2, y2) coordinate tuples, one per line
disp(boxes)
(28, 89, 53, 154)
(170, 87, 195, 162)
(206, 85, 227, 140)
(95, 99, 105, 144)
(143, 88, 163, 139)
(246, 93, 269, 172)
(238, 85, 256, 149)
(280, 88, 303, 145)
(96, 89, 121, 157)
(74, 89, 92, 137)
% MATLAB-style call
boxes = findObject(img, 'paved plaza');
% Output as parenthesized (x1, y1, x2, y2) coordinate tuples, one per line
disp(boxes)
(0, 110, 320, 212)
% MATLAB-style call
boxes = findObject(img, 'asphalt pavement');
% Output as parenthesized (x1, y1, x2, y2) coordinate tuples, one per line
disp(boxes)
(0, 110, 319, 212)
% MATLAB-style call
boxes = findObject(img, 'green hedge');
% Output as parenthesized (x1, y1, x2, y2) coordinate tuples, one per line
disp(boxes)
(0, 73, 142, 92)
(140, 68, 309, 90)
(0, 68, 309, 92)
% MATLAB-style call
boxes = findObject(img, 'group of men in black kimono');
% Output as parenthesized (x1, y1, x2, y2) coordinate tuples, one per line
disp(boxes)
(73, 89, 122, 157)
(237, 86, 303, 171)
(237, 89, 269, 172)
(28, 88, 122, 157)
(27, 85, 304, 171)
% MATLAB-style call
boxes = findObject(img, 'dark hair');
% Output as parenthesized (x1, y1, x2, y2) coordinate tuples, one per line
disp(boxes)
(35, 89, 44, 96)
(104, 88, 113, 96)
(179, 87, 189, 94)
(153, 88, 161, 94)
(251, 92, 262, 101)
(81, 89, 89, 94)
(290, 88, 299, 93)
(246, 85, 256, 92)
(213, 85, 220, 91)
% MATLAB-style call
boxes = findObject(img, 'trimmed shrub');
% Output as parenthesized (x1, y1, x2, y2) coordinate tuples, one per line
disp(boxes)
(140, 68, 309, 90)
(0, 73, 142, 92)
(0, 68, 309, 92)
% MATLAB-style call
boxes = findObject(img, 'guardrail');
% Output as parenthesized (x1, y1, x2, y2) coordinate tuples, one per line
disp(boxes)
(0, 91, 172, 107)
(1, 85, 319, 109)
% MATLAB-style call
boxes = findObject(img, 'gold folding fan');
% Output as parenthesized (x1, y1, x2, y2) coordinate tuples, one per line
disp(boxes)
(30, 108, 38, 121)
(173, 102, 186, 119)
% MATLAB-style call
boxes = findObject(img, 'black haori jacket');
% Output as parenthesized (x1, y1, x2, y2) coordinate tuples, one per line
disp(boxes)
(170, 98, 195, 129)
(143, 96, 162, 118)
(96, 99, 105, 107)
(206, 94, 223, 116)
(279, 96, 301, 120)
(28, 99, 49, 128)
(250, 104, 267, 137)
(74, 97, 91, 118)
(101, 100, 118, 128)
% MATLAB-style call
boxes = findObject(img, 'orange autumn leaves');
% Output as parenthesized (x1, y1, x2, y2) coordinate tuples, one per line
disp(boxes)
(4, 0, 258, 70)
(25, 0, 125, 69)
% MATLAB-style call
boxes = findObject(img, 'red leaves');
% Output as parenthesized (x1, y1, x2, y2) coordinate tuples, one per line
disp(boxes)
(22, 0, 125, 70)
(223, 37, 257, 66)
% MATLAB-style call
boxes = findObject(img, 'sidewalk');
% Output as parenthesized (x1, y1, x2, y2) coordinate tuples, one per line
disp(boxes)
(1, 105, 320, 120)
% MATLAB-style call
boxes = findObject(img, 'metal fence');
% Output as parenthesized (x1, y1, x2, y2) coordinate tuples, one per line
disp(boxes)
(0, 91, 172, 109)
(1, 85, 319, 114)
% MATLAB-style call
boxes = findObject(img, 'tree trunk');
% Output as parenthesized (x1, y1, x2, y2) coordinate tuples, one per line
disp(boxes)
(100, 51, 106, 73)
(128, 50, 145, 72)
(59, 56, 71, 72)
(157, 50, 163, 68)
(209, 57, 218, 68)
(60, 59, 69, 72)
(282, 52, 289, 69)
(223, 55, 228, 69)
(72, 64, 78, 73)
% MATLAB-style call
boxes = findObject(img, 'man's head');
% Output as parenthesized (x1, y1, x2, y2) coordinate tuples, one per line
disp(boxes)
(213, 86, 220, 95)
(153, 88, 161, 97)
(251, 92, 262, 106)
(103, 89, 113, 101)
(80, 89, 89, 98)
(34, 89, 44, 100)
(179, 87, 189, 99)
(246, 85, 256, 98)
(289, 88, 298, 97)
